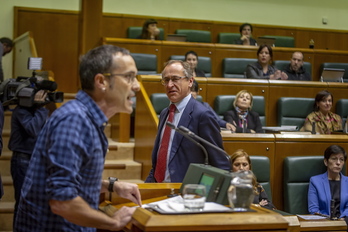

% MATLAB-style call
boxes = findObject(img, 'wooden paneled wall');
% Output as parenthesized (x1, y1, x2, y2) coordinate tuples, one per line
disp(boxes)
(14, 7, 348, 94)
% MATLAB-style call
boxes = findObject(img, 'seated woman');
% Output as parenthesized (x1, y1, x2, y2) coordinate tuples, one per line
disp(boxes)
(185, 51, 206, 77)
(191, 80, 234, 130)
(300, 90, 342, 134)
(308, 145, 348, 219)
(223, 90, 263, 133)
(246, 44, 288, 80)
(234, 23, 257, 46)
(138, 18, 160, 40)
(230, 149, 276, 210)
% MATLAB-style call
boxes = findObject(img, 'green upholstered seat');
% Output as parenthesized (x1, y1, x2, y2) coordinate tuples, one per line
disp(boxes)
(319, 62, 348, 82)
(218, 33, 241, 44)
(283, 156, 346, 214)
(222, 58, 257, 78)
(250, 156, 272, 201)
(175, 29, 211, 43)
(127, 27, 164, 40)
(336, 99, 348, 126)
(277, 97, 314, 128)
(273, 60, 312, 78)
(169, 55, 212, 77)
(131, 53, 157, 75)
(261, 35, 295, 47)
(213, 95, 266, 126)
(150, 93, 170, 116)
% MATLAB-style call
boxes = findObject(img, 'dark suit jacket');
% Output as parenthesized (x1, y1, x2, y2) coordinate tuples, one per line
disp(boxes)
(145, 97, 231, 183)
(223, 109, 263, 133)
(308, 172, 348, 218)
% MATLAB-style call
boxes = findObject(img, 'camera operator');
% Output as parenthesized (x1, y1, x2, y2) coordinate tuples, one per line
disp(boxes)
(8, 88, 49, 226)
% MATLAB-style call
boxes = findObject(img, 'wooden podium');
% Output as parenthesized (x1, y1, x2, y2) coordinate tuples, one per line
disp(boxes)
(129, 205, 289, 232)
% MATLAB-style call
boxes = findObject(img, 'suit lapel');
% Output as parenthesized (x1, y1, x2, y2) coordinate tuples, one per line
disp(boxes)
(168, 97, 195, 163)
(322, 173, 331, 210)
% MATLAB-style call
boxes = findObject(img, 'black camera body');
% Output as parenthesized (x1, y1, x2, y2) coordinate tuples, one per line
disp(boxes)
(0, 76, 64, 108)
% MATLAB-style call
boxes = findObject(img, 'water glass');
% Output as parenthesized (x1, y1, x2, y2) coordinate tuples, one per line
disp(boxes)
(182, 184, 206, 211)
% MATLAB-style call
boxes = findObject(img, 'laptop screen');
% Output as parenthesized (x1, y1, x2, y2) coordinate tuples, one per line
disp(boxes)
(320, 68, 345, 82)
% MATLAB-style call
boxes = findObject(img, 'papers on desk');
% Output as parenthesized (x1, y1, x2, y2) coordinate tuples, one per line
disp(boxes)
(144, 196, 233, 214)
(297, 214, 328, 220)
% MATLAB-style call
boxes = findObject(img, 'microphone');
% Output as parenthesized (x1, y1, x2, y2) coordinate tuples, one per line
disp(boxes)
(170, 123, 232, 170)
(330, 199, 337, 220)
(166, 122, 209, 165)
(311, 122, 316, 134)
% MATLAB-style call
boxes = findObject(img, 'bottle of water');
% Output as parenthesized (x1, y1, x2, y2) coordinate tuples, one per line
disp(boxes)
(227, 170, 255, 211)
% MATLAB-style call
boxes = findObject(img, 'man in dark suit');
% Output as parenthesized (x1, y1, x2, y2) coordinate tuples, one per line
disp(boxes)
(145, 60, 231, 183)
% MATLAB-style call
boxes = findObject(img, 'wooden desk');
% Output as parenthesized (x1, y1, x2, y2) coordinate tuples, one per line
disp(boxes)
(103, 38, 348, 80)
(100, 184, 347, 232)
(129, 206, 289, 232)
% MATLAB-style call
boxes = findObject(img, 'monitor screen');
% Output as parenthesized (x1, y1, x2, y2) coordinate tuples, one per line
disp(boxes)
(199, 173, 215, 196)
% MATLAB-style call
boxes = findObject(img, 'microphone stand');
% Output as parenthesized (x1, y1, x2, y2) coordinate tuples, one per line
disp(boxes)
(175, 124, 232, 170)
(166, 122, 209, 165)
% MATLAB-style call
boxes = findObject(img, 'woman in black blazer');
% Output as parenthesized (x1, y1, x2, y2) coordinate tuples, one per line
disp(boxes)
(223, 90, 263, 133)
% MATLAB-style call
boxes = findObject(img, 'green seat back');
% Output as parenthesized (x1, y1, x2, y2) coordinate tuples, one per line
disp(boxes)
(169, 55, 212, 77)
(127, 27, 164, 40)
(277, 97, 314, 128)
(218, 33, 241, 44)
(131, 53, 157, 75)
(250, 156, 272, 201)
(222, 58, 257, 78)
(336, 99, 348, 126)
(261, 35, 295, 47)
(320, 63, 348, 82)
(283, 156, 346, 214)
(175, 29, 211, 43)
(213, 95, 266, 126)
(273, 60, 312, 78)
(150, 93, 169, 116)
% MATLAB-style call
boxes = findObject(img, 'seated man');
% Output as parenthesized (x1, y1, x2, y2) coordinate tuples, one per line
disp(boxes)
(191, 80, 234, 130)
(282, 51, 311, 81)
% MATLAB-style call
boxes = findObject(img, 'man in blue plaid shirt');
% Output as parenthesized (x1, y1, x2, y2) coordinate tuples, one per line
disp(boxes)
(14, 45, 142, 231)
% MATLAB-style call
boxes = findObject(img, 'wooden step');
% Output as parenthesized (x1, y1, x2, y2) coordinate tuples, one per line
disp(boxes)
(0, 151, 12, 177)
(102, 160, 141, 180)
(0, 201, 14, 231)
(1, 176, 14, 202)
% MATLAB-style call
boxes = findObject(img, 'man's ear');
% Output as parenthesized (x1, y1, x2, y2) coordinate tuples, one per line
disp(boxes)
(94, 73, 107, 90)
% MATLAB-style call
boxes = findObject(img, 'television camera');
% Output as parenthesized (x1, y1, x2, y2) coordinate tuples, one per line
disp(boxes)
(0, 57, 63, 108)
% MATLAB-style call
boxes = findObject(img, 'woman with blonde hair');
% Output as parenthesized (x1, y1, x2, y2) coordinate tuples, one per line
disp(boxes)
(230, 149, 276, 210)
(223, 90, 263, 133)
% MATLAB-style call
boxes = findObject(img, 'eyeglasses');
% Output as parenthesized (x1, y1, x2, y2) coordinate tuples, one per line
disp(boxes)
(103, 72, 137, 84)
(161, 76, 187, 86)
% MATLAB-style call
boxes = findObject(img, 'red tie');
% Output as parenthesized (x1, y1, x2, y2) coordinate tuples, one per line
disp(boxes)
(155, 104, 176, 182)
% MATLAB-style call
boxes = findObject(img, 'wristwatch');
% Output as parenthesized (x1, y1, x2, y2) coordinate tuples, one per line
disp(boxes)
(108, 177, 118, 192)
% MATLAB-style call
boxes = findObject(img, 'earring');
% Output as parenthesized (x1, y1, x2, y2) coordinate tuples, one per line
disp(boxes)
(102, 87, 106, 92)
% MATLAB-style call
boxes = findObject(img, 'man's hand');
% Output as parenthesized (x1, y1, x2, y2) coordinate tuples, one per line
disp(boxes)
(114, 182, 142, 207)
(34, 90, 47, 103)
(110, 206, 136, 231)
(225, 122, 236, 132)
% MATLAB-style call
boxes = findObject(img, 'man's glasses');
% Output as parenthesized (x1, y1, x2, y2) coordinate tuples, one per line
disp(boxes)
(103, 73, 137, 84)
(161, 76, 186, 86)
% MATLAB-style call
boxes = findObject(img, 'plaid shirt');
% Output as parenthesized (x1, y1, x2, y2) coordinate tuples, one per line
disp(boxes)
(15, 90, 108, 232)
